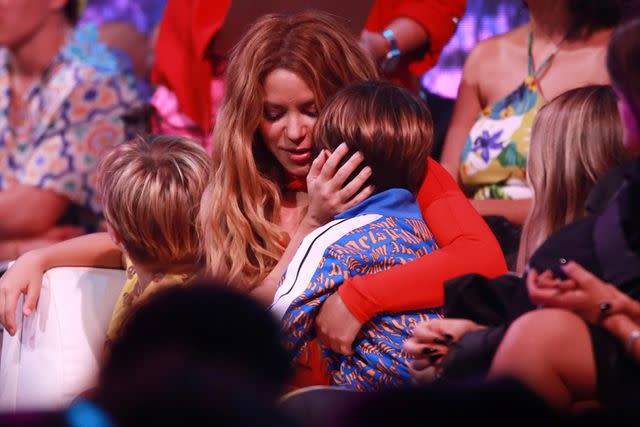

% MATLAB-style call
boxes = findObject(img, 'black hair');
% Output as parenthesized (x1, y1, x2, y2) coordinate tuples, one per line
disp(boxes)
(101, 282, 292, 399)
(567, 0, 621, 39)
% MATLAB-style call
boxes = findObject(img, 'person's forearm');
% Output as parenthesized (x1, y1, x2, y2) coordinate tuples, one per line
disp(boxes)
(29, 232, 123, 271)
(470, 198, 531, 227)
(339, 193, 507, 323)
(0, 187, 68, 238)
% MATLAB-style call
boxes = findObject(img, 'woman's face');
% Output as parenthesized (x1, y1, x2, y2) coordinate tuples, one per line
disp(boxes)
(259, 68, 318, 178)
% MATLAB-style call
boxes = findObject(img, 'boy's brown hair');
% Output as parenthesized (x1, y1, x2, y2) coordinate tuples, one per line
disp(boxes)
(97, 135, 211, 267)
(313, 81, 433, 194)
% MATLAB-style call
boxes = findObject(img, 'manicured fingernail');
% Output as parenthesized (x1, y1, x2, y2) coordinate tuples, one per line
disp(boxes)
(422, 347, 438, 355)
(433, 338, 449, 345)
(363, 166, 372, 174)
(443, 334, 454, 342)
(429, 354, 443, 363)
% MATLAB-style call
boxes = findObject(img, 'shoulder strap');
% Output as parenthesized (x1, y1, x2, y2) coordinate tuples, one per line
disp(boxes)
(527, 31, 566, 77)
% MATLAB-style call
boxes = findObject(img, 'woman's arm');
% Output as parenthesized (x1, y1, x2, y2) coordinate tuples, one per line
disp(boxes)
(438, 43, 484, 180)
(0, 232, 123, 336)
(315, 159, 507, 354)
(338, 159, 507, 321)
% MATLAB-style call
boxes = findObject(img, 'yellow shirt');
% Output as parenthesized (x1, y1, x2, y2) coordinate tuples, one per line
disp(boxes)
(105, 258, 191, 349)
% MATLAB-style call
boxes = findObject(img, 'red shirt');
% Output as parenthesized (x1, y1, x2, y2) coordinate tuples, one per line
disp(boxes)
(339, 158, 508, 324)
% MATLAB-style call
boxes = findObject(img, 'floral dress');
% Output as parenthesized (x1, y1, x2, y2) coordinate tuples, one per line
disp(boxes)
(459, 32, 557, 200)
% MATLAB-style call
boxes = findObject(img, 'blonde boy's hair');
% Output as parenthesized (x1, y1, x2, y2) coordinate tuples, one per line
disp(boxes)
(97, 135, 211, 267)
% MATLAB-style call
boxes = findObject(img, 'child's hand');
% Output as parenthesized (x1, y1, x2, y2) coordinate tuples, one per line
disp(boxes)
(304, 143, 375, 229)
(0, 250, 47, 336)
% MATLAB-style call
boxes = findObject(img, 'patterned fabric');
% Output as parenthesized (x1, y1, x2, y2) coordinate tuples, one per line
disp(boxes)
(271, 189, 443, 390)
(106, 257, 191, 348)
(459, 32, 556, 200)
(0, 24, 142, 229)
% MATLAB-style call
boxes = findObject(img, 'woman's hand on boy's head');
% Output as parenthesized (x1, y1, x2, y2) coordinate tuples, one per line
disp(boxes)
(0, 250, 46, 336)
(305, 143, 374, 228)
(315, 292, 363, 355)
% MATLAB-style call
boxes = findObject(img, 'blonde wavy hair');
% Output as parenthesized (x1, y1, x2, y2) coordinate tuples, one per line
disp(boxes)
(199, 11, 378, 288)
(517, 85, 627, 273)
(98, 135, 211, 267)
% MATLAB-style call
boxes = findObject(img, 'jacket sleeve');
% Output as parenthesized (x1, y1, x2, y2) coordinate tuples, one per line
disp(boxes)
(338, 158, 507, 323)
(279, 247, 349, 359)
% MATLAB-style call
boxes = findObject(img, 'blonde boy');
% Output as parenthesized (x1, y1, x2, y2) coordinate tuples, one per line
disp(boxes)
(0, 135, 210, 341)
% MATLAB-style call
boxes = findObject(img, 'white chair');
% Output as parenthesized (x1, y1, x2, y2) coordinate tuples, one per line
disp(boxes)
(0, 267, 125, 413)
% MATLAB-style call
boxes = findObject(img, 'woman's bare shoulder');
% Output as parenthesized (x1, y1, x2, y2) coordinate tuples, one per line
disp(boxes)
(463, 24, 529, 80)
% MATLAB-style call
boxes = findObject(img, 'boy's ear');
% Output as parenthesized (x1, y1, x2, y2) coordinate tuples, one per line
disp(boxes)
(105, 222, 123, 247)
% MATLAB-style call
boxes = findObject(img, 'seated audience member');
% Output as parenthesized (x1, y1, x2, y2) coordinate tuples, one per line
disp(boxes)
(517, 85, 628, 272)
(438, 0, 620, 262)
(0, 0, 142, 260)
(0, 135, 210, 340)
(487, 18, 640, 410)
(404, 84, 627, 385)
(406, 19, 640, 410)
(270, 81, 443, 390)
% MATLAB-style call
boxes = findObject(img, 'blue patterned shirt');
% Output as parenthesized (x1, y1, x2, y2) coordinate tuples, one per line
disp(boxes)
(271, 189, 443, 390)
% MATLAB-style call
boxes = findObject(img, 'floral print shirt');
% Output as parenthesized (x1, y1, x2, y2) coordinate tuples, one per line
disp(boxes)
(0, 25, 142, 229)
(459, 32, 555, 200)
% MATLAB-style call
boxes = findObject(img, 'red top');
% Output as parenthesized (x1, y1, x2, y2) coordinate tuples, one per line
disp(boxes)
(339, 158, 508, 323)
(365, 0, 467, 85)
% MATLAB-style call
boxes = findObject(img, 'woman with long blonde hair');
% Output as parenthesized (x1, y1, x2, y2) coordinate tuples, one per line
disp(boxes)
(197, 11, 508, 364)
(517, 85, 627, 272)
(201, 12, 378, 288)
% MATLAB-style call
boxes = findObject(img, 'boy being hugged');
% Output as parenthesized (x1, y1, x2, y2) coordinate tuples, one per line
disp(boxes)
(270, 81, 442, 390)
(0, 135, 211, 345)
